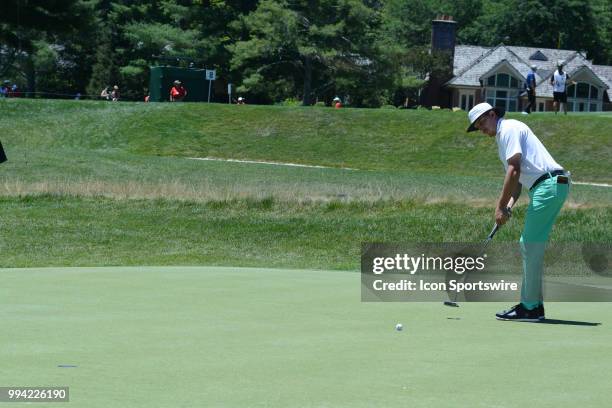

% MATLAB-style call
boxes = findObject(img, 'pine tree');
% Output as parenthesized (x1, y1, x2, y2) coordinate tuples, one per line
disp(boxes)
(86, 29, 117, 99)
(230, 0, 378, 106)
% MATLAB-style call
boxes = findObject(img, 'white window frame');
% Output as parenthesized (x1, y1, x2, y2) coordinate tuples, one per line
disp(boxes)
(459, 90, 475, 111)
(566, 82, 602, 112)
(484, 73, 521, 112)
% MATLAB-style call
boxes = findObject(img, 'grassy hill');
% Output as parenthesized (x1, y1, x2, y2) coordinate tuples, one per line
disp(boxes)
(0, 99, 610, 268)
(1, 98, 610, 180)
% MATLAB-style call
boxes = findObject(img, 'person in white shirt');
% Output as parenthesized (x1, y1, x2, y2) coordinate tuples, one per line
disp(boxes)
(550, 60, 574, 114)
(466, 102, 570, 321)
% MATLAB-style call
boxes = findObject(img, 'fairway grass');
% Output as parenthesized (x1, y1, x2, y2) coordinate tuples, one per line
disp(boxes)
(1, 151, 610, 206)
(1, 266, 610, 408)
(1, 194, 610, 268)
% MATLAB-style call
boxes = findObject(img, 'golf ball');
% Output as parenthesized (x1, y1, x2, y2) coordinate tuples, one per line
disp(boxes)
(395, 323, 403, 331)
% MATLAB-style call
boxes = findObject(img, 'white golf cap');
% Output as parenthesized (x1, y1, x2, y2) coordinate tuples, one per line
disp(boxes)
(466, 102, 505, 132)
(557, 59, 564, 66)
(333, 96, 340, 101)
(530, 64, 537, 70)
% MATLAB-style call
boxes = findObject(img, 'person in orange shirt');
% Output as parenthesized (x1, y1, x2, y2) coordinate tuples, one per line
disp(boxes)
(170, 80, 187, 102)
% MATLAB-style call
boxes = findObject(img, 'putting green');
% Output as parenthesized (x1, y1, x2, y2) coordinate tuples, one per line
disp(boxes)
(1, 266, 610, 407)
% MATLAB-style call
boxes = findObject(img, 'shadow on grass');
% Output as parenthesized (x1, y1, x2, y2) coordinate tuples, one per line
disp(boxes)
(536, 319, 601, 326)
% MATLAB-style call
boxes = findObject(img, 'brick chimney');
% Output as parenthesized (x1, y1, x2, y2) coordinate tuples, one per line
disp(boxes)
(422, 15, 457, 108)
(431, 15, 457, 58)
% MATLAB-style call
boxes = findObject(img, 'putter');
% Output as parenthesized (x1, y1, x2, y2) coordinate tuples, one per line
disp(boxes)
(443, 209, 511, 308)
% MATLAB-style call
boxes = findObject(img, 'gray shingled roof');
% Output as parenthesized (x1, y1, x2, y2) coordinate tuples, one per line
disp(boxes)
(448, 45, 534, 87)
(592, 65, 612, 92)
(448, 45, 611, 98)
(505, 46, 577, 79)
(453, 45, 489, 74)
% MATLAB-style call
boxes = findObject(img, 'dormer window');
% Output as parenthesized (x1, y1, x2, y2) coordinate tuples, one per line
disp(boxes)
(485, 72, 522, 111)
(486, 73, 519, 88)
(529, 50, 548, 61)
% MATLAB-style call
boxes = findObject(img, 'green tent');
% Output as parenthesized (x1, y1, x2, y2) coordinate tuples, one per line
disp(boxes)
(148, 66, 212, 102)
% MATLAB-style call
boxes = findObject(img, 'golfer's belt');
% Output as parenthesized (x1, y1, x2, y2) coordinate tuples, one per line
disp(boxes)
(530, 170, 567, 191)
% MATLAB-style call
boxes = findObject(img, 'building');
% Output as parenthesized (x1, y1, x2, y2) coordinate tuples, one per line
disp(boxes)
(425, 17, 612, 112)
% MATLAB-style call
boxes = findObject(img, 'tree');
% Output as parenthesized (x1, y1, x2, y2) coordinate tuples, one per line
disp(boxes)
(377, 0, 438, 49)
(229, 0, 379, 106)
(592, 0, 612, 65)
(85, 0, 252, 100)
(2, 0, 608, 102)
(0, 0, 94, 93)
(458, 0, 609, 64)
(87, 28, 118, 98)
(189, 0, 259, 84)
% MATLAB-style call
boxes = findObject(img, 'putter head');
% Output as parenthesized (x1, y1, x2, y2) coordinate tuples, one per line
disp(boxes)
(443, 301, 459, 307)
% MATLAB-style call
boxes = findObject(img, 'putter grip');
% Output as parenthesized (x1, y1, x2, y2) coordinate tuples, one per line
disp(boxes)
(488, 207, 511, 238)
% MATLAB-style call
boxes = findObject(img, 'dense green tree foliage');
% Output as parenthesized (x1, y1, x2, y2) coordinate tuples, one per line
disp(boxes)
(1, 0, 610, 105)
(229, 0, 380, 105)
(0, 0, 94, 93)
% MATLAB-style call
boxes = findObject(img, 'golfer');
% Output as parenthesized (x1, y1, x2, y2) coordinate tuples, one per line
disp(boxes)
(467, 102, 570, 321)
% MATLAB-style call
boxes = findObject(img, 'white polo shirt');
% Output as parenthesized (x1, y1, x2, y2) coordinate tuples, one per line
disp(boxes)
(496, 119, 563, 188)
(552, 70, 568, 93)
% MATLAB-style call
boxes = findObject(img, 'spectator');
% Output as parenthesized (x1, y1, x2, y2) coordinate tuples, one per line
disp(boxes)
(9, 84, 21, 97)
(236, 96, 245, 105)
(522, 65, 537, 114)
(333, 96, 342, 108)
(550, 60, 574, 115)
(111, 85, 120, 101)
(170, 80, 187, 102)
(100, 86, 111, 100)
(74, 93, 81, 100)
(0, 81, 9, 98)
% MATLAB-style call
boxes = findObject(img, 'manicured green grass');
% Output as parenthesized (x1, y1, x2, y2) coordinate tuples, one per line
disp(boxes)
(1, 266, 610, 408)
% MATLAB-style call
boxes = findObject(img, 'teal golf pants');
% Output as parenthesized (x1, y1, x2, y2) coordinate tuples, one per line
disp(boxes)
(520, 175, 570, 308)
